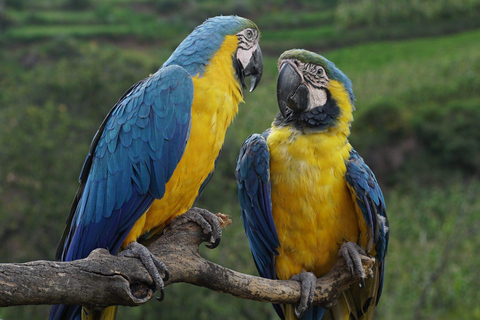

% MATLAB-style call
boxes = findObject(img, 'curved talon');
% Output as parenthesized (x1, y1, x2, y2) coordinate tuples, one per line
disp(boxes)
(156, 289, 165, 302)
(295, 306, 305, 318)
(205, 237, 221, 249)
(163, 270, 169, 282)
(205, 231, 213, 243)
(360, 277, 365, 289)
(119, 241, 167, 295)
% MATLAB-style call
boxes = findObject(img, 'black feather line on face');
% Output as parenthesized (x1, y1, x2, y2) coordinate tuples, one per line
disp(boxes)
(274, 88, 340, 132)
(237, 38, 249, 49)
(233, 57, 247, 91)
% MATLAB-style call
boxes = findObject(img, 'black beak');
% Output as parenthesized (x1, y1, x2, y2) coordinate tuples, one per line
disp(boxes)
(242, 45, 263, 92)
(277, 62, 309, 118)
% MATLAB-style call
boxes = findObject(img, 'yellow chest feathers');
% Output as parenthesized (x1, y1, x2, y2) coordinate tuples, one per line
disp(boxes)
(267, 127, 359, 277)
(123, 35, 243, 246)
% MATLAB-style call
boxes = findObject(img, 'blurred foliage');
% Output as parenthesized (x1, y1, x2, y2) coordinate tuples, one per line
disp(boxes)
(0, 37, 171, 265)
(65, 0, 90, 10)
(379, 178, 480, 320)
(413, 99, 480, 173)
(336, 0, 480, 30)
(1, 0, 480, 319)
(5, 0, 480, 50)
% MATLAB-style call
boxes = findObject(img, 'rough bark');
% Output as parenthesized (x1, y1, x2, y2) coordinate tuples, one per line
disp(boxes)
(0, 212, 375, 310)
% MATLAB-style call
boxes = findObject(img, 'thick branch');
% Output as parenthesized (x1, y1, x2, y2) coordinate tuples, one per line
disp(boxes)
(0, 212, 374, 309)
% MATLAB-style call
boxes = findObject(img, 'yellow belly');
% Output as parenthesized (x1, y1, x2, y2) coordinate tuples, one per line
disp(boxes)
(122, 35, 242, 246)
(267, 126, 360, 279)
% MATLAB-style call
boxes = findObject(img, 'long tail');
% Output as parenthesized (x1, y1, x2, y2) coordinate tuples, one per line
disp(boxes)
(48, 305, 117, 320)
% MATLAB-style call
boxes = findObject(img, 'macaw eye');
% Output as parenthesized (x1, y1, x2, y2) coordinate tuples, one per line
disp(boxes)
(317, 68, 324, 77)
(246, 29, 253, 40)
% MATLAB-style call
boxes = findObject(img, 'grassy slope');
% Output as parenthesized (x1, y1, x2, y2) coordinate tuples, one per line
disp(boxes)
(331, 30, 480, 109)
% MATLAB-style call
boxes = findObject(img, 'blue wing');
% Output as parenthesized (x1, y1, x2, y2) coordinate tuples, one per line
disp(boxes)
(345, 148, 389, 302)
(236, 132, 284, 319)
(235, 132, 280, 280)
(56, 65, 194, 261)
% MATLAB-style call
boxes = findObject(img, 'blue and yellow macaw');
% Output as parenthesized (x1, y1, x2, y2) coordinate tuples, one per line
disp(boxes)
(236, 49, 388, 320)
(49, 16, 263, 320)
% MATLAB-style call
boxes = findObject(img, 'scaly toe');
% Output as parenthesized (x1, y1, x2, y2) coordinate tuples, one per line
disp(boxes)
(290, 271, 317, 317)
(119, 241, 167, 294)
(339, 242, 367, 287)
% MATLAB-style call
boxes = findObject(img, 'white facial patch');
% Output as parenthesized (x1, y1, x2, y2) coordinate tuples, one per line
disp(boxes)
(236, 29, 258, 69)
(237, 43, 257, 69)
(307, 86, 328, 110)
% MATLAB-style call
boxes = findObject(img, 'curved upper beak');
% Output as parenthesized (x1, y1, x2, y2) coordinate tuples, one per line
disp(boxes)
(242, 45, 263, 92)
(277, 62, 308, 118)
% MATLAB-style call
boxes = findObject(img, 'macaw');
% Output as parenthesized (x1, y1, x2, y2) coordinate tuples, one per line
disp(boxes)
(236, 49, 388, 320)
(49, 16, 263, 320)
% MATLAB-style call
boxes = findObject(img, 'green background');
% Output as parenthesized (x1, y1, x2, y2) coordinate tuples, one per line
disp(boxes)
(1, 0, 480, 319)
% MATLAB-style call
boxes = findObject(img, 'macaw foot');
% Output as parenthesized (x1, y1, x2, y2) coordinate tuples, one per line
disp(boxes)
(119, 241, 169, 301)
(169, 207, 222, 249)
(290, 271, 317, 318)
(338, 242, 367, 288)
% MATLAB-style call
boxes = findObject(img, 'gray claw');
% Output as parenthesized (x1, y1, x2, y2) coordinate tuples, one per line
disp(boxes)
(156, 289, 164, 302)
(205, 237, 221, 249)
(169, 207, 222, 249)
(119, 241, 168, 293)
(163, 270, 169, 282)
(295, 306, 304, 319)
(339, 242, 367, 288)
(290, 271, 317, 317)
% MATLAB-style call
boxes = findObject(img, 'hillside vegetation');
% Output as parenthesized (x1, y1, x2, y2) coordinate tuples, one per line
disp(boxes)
(1, 0, 479, 319)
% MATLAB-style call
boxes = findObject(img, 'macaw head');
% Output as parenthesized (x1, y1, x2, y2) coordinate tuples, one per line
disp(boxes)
(275, 49, 355, 133)
(164, 16, 263, 92)
(233, 19, 263, 92)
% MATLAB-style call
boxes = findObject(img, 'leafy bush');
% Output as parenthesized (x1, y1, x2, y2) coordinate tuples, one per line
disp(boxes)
(413, 99, 480, 172)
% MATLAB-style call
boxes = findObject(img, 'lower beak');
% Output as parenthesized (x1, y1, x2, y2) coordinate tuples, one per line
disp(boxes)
(243, 45, 263, 92)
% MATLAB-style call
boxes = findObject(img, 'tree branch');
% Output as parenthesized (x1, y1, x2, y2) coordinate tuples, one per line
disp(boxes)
(0, 211, 375, 310)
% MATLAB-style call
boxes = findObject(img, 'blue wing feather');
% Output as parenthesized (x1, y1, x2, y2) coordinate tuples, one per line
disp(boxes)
(55, 65, 194, 262)
(235, 133, 280, 279)
(236, 133, 284, 319)
(345, 149, 388, 259)
(345, 148, 389, 302)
